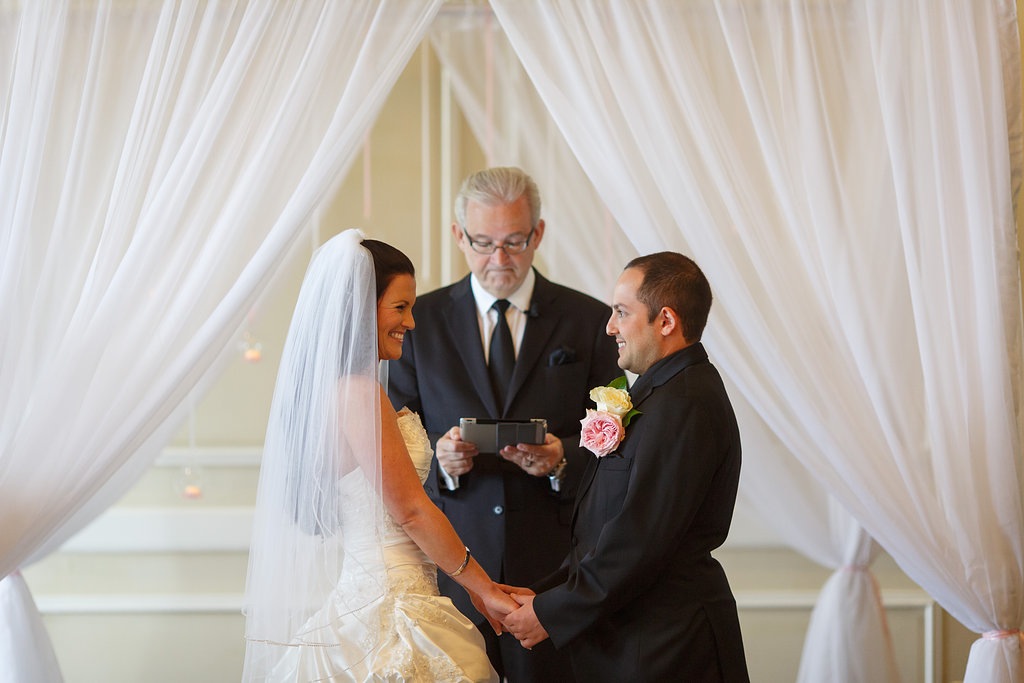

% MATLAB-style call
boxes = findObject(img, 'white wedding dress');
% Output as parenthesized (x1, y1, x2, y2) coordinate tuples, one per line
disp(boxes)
(267, 411, 498, 682)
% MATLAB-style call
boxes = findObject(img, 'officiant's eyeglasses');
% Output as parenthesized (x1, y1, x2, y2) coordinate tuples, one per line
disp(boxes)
(462, 228, 535, 255)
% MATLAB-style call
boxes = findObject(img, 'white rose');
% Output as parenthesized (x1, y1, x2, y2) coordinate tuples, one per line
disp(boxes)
(588, 386, 632, 417)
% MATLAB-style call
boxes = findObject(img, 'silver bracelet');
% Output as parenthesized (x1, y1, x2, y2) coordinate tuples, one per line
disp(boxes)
(445, 547, 471, 577)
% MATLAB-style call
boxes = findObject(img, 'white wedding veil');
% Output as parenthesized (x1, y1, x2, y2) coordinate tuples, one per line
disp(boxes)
(242, 229, 387, 678)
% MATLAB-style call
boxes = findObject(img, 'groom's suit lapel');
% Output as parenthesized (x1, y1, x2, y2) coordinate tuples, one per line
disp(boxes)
(443, 277, 500, 417)
(629, 343, 708, 408)
(568, 344, 710, 533)
(571, 458, 601, 532)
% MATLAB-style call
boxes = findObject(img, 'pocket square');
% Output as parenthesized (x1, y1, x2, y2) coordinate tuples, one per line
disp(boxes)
(548, 346, 577, 366)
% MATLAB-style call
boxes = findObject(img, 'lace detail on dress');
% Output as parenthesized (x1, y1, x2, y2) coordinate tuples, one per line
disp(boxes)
(363, 562, 482, 682)
(375, 643, 470, 683)
(382, 510, 405, 536)
(385, 560, 438, 597)
(383, 411, 433, 536)
(396, 411, 433, 483)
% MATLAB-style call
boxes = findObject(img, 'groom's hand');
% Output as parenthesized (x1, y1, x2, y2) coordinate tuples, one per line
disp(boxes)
(499, 433, 563, 477)
(503, 593, 550, 649)
(437, 426, 480, 477)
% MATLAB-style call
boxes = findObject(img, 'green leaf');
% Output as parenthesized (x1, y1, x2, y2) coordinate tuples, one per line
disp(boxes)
(604, 376, 640, 427)
(608, 375, 629, 390)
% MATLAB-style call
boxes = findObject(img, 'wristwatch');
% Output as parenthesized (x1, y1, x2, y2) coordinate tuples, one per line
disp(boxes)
(547, 456, 568, 492)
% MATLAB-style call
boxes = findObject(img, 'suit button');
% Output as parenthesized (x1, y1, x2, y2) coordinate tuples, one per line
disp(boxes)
(492, 506, 504, 515)
(571, 536, 578, 546)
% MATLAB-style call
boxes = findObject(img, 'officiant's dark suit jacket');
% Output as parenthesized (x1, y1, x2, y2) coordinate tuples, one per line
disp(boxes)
(387, 270, 620, 623)
(532, 343, 750, 683)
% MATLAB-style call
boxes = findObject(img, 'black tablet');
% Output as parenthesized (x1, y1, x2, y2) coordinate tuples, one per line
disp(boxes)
(458, 418, 547, 453)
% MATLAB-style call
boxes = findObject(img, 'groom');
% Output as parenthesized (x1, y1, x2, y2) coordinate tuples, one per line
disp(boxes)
(503, 252, 750, 682)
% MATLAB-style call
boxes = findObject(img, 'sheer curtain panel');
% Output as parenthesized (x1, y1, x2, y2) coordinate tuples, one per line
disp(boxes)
(0, 1, 442, 680)
(492, 1, 1024, 681)
(433, 10, 898, 678)
(730, 384, 900, 683)
(429, 7, 636, 300)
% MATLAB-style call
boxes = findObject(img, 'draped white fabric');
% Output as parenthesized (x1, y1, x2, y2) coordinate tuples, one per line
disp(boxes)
(0, 574, 61, 683)
(429, 8, 636, 300)
(731, 384, 900, 682)
(491, 1, 1024, 681)
(794, 535, 897, 683)
(0, 1, 441, 680)
(434, 9, 899, 680)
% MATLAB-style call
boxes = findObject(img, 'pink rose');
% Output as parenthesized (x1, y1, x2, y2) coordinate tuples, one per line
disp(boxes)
(580, 409, 625, 457)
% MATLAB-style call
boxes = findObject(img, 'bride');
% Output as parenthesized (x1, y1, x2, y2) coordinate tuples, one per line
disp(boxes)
(242, 229, 514, 682)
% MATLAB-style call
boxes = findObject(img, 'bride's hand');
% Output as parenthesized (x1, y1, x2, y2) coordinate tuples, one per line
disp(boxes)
(495, 582, 534, 598)
(470, 584, 519, 635)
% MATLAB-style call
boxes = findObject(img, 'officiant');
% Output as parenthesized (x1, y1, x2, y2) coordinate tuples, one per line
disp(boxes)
(387, 166, 620, 683)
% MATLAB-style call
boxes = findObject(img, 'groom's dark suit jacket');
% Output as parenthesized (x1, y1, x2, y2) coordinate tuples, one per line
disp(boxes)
(532, 343, 750, 683)
(387, 270, 620, 623)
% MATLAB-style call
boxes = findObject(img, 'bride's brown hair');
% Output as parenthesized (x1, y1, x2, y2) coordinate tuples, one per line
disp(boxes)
(362, 238, 415, 301)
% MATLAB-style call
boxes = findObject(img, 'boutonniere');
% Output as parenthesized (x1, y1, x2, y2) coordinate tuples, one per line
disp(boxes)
(579, 376, 641, 457)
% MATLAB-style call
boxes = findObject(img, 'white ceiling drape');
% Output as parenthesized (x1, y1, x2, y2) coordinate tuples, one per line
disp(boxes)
(0, 1, 442, 680)
(491, 1, 1024, 681)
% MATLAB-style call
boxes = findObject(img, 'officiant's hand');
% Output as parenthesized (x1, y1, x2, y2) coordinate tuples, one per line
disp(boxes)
(437, 426, 480, 477)
(499, 433, 563, 476)
(504, 593, 550, 649)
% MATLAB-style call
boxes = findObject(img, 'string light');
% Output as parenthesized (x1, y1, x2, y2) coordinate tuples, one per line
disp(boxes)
(177, 398, 204, 500)
(241, 330, 262, 363)
(177, 465, 203, 500)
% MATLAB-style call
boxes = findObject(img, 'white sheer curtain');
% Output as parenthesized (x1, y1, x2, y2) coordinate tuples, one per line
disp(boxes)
(0, 1, 441, 680)
(492, 1, 1024, 682)
(429, 7, 636, 300)
(732, 389, 899, 682)
(433, 9, 899, 680)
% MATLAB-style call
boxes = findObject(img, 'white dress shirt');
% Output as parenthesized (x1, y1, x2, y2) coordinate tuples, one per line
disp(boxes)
(440, 271, 536, 490)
